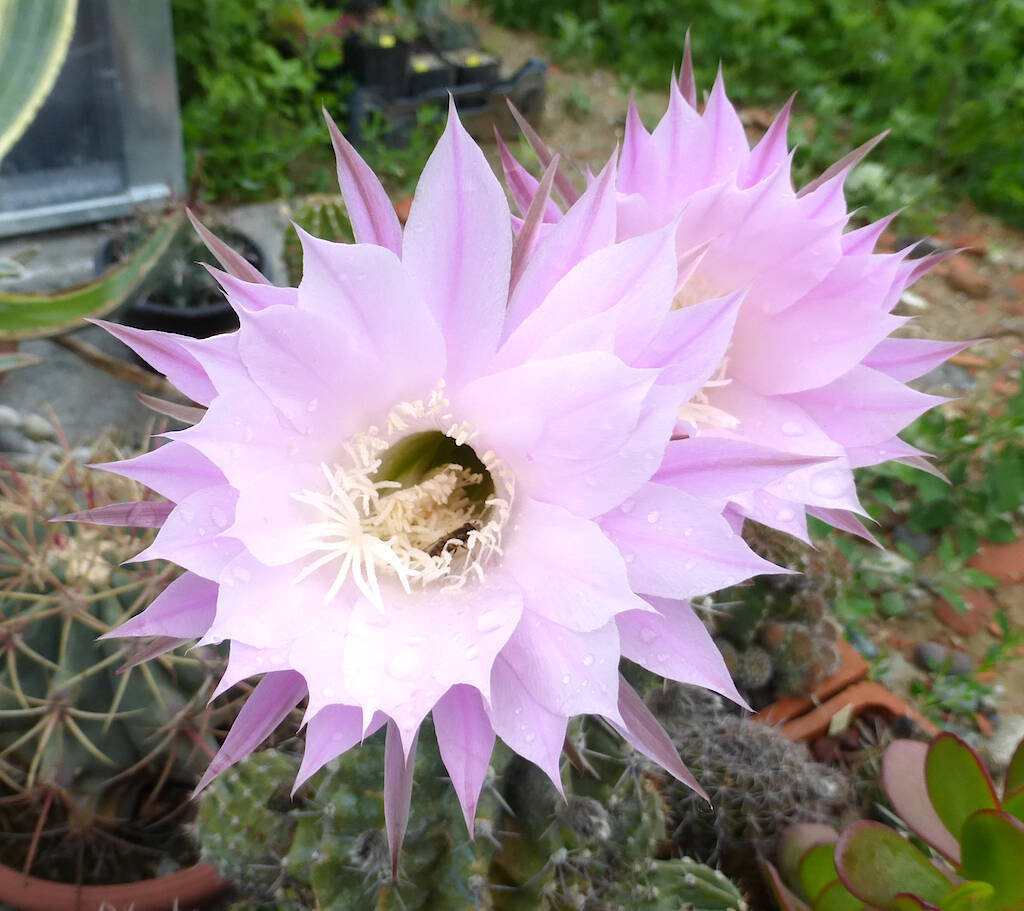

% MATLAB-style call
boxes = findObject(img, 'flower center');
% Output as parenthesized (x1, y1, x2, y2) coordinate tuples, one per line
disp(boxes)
(293, 384, 513, 608)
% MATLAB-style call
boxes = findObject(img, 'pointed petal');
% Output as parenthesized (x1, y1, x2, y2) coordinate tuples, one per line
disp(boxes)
(384, 720, 419, 878)
(402, 98, 512, 382)
(496, 129, 562, 220)
(618, 598, 747, 707)
(800, 132, 888, 197)
(702, 69, 750, 183)
(679, 29, 697, 108)
(56, 500, 173, 528)
(433, 685, 495, 836)
(488, 655, 567, 795)
(619, 94, 657, 196)
(136, 394, 205, 425)
(295, 705, 387, 791)
(842, 211, 901, 255)
(510, 154, 560, 293)
(741, 96, 794, 188)
(862, 338, 971, 382)
(506, 99, 580, 206)
(94, 442, 225, 503)
(732, 490, 812, 543)
(204, 265, 297, 313)
(806, 506, 881, 546)
(186, 208, 271, 284)
(323, 107, 403, 254)
(108, 572, 218, 639)
(195, 670, 306, 793)
(655, 437, 826, 499)
(118, 636, 190, 671)
(600, 482, 787, 600)
(608, 676, 707, 800)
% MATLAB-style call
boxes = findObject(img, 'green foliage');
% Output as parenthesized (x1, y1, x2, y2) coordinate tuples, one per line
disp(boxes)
(283, 195, 355, 286)
(171, 0, 349, 201)
(480, 0, 1024, 225)
(0, 442, 226, 883)
(765, 733, 1024, 911)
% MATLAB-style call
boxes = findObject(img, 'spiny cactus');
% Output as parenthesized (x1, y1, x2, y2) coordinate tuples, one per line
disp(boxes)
(648, 684, 849, 896)
(0, 440, 227, 884)
(710, 575, 843, 701)
(196, 714, 748, 911)
(283, 195, 355, 285)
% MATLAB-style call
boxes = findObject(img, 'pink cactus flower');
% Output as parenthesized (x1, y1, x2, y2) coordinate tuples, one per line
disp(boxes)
(500, 43, 968, 545)
(74, 102, 798, 870)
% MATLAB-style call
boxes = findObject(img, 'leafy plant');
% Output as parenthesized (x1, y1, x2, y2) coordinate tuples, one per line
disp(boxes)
(0, 0, 77, 160)
(763, 732, 1024, 911)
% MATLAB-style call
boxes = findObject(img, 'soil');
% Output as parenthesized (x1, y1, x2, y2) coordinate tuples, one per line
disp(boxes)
(466, 9, 1024, 731)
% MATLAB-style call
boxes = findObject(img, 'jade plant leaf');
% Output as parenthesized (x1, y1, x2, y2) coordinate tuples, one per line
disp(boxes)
(940, 880, 996, 911)
(884, 739, 961, 863)
(801, 842, 840, 904)
(761, 859, 814, 911)
(780, 823, 840, 894)
(1006, 738, 1024, 799)
(0, 0, 78, 161)
(892, 896, 941, 911)
(0, 214, 183, 340)
(1002, 787, 1024, 824)
(814, 880, 865, 911)
(924, 734, 998, 843)
(835, 821, 952, 908)
(959, 810, 1024, 909)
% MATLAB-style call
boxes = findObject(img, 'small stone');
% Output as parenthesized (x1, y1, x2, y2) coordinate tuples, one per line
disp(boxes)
(915, 641, 949, 672)
(983, 714, 1024, 771)
(19, 413, 56, 442)
(0, 404, 19, 428)
(949, 650, 974, 676)
(892, 524, 933, 558)
(944, 257, 991, 298)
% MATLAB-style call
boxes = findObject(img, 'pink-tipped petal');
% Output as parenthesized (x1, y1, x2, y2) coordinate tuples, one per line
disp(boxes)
(204, 266, 297, 313)
(186, 208, 271, 284)
(108, 572, 217, 639)
(741, 95, 794, 188)
(323, 107, 403, 254)
(609, 676, 707, 800)
(510, 154, 561, 293)
(57, 500, 173, 528)
(679, 29, 697, 108)
(136, 394, 205, 425)
(295, 705, 386, 792)
(618, 598, 747, 707)
(806, 506, 881, 546)
(195, 670, 306, 794)
(488, 656, 567, 795)
(863, 337, 973, 382)
(384, 720, 419, 878)
(506, 99, 580, 207)
(496, 129, 562, 221)
(433, 685, 495, 836)
(94, 442, 225, 503)
(402, 98, 512, 383)
(799, 131, 888, 197)
(118, 637, 190, 671)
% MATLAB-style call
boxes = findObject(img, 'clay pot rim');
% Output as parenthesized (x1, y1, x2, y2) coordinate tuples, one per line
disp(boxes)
(0, 860, 228, 911)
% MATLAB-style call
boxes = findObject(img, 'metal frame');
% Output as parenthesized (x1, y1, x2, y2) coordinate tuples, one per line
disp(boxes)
(0, 0, 185, 238)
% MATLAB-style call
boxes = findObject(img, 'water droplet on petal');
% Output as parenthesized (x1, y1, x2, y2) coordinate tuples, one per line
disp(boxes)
(211, 506, 229, 529)
(243, 426, 254, 442)
(388, 648, 422, 680)
(624, 553, 635, 564)
(178, 505, 195, 523)
(524, 731, 536, 744)
(776, 507, 795, 523)
(620, 499, 636, 514)
(306, 398, 319, 413)
(781, 420, 804, 437)
(683, 527, 693, 537)
(646, 511, 659, 524)
(561, 674, 571, 685)
(234, 567, 252, 583)
(229, 443, 242, 460)
(810, 468, 848, 499)
(476, 611, 504, 633)
(464, 645, 480, 660)
(582, 654, 595, 667)
(639, 626, 657, 644)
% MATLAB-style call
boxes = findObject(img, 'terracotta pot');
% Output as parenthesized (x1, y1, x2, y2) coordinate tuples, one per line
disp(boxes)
(0, 861, 228, 911)
(755, 640, 938, 742)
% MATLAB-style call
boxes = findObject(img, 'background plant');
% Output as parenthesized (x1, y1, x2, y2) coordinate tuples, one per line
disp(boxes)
(480, 0, 1024, 226)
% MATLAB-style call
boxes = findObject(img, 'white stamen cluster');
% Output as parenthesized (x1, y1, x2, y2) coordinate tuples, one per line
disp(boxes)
(678, 357, 739, 430)
(292, 382, 514, 609)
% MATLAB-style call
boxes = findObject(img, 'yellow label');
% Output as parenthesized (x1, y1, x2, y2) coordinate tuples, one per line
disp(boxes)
(379, 33, 396, 48)
(413, 60, 429, 72)
(466, 53, 482, 66)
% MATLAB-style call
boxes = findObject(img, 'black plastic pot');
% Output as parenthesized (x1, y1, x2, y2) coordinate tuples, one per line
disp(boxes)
(344, 35, 410, 99)
(451, 49, 500, 86)
(95, 225, 266, 341)
(407, 52, 455, 95)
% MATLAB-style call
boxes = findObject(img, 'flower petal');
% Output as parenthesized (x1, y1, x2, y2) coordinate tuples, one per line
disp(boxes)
(108, 572, 217, 639)
(433, 684, 495, 836)
(385, 720, 419, 877)
(295, 705, 387, 792)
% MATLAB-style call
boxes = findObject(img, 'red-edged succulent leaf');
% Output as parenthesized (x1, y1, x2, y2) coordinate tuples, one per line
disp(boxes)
(959, 809, 1024, 909)
(1006, 737, 1024, 800)
(883, 739, 961, 863)
(835, 821, 952, 908)
(780, 823, 840, 890)
(1002, 787, 1024, 824)
(813, 879, 865, 911)
(925, 733, 998, 843)
(800, 843, 840, 904)
(892, 895, 942, 911)
(761, 859, 813, 911)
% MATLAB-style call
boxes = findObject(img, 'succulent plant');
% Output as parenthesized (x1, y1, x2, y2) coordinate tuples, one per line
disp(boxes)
(647, 684, 849, 895)
(0, 440, 227, 883)
(283, 195, 354, 285)
(196, 711, 748, 911)
(763, 732, 1024, 911)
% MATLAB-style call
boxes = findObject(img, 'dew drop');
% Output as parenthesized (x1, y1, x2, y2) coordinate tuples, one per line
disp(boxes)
(561, 674, 571, 685)
(178, 505, 196, 523)
(306, 398, 319, 413)
(646, 511, 660, 524)
(620, 499, 636, 514)
(198, 527, 207, 537)
(781, 420, 804, 437)
(234, 567, 252, 583)
(388, 648, 422, 680)
(683, 527, 693, 537)
(582, 654, 595, 667)
(524, 731, 536, 744)
(776, 507, 795, 523)
(513, 705, 523, 716)
(211, 506, 229, 529)
(624, 553, 635, 564)
(229, 443, 242, 460)
(243, 426, 254, 443)
(464, 645, 480, 660)
(656, 652, 669, 663)
(810, 469, 848, 499)
(476, 611, 504, 633)
(322, 686, 335, 697)
(639, 626, 657, 644)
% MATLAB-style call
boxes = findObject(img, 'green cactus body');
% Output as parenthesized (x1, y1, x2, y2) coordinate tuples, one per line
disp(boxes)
(284, 195, 355, 285)
(0, 446, 225, 883)
(602, 858, 746, 911)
